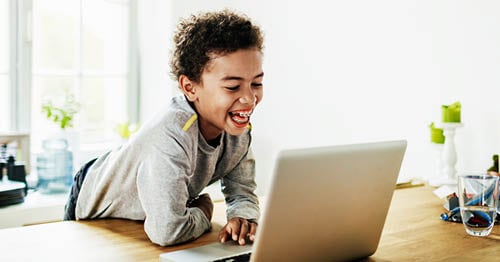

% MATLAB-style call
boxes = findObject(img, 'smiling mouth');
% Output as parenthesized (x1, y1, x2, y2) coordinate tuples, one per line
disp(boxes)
(229, 110, 253, 125)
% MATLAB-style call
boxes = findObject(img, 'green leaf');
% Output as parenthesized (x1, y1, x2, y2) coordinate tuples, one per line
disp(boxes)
(41, 91, 79, 130)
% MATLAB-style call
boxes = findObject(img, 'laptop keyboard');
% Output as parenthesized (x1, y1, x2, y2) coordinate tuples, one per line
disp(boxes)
(211, 252, 252, 262)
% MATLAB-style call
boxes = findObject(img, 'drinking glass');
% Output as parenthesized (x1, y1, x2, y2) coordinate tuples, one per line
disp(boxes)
(457, 174, 499, 237)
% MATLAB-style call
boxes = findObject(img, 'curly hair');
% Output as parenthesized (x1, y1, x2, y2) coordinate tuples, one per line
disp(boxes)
(170, 9, 264, 84)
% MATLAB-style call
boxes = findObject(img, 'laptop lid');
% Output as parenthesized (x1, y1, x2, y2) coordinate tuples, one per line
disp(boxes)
(251, 139, 407, 261)
(160, 139, 407, 262)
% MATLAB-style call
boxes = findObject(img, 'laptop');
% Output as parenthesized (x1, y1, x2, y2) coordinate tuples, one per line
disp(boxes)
(160, 140, 407, 262)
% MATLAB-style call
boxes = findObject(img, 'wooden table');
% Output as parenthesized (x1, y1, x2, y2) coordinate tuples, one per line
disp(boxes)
(1, 186, 500, 261)
(372, 186, 500, 261)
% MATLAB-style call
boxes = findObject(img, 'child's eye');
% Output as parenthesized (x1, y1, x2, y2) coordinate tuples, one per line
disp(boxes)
(225, 86, 240, 91)
(251, 83, 263, 88)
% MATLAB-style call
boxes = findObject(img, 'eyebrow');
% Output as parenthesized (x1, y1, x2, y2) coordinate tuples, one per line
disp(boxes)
(221, 72, 264, 81)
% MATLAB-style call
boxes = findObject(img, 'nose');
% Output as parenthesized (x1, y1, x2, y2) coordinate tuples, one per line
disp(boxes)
(239, 87, 257, 105)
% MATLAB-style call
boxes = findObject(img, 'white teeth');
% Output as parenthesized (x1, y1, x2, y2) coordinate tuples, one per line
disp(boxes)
(230, 110, 252, 125)
(236, 111, 252, 117)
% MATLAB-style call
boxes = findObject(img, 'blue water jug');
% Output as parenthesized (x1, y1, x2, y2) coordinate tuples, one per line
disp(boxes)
(36, 138, 74, 194)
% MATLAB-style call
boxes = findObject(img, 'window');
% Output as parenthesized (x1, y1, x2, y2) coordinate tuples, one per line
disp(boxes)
(0, 0, 138, 167)
(31, 0, 137, 151)
(0, 0, 10, 131)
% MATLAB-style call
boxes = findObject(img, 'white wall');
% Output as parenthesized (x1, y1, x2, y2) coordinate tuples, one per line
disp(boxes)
(139, 0, 500, 196)
(137, 1, 174, 121)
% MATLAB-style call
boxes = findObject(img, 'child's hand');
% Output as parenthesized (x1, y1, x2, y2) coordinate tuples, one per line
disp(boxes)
(218, 217, 257, 245)
(187, 193, 213, 221)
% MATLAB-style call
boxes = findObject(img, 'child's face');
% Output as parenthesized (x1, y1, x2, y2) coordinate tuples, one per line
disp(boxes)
(189, 49, 264, 141)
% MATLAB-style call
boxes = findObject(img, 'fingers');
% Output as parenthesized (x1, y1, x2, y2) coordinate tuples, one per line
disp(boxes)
(218, 218, 239, 243)
(237, 220, 249, 245)
(218, 225, 232, 243)
(218, 218, 258, 245)
(248, 222, 257, 242)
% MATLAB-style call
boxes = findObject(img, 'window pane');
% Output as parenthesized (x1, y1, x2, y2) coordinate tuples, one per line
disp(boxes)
(80, 77, 127, 143)
(1, 0, 10, 131)
(31, 0, 131, 150)
(33, 0, 79, 71)
(82, 0, 129, 73)
(0, 76, 9, 131)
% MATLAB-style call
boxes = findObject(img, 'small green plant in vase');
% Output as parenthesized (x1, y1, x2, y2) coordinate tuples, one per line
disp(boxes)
(38, 91, 80, 193)
(41, 91, 80, 130)
(40, 90, 80, 152)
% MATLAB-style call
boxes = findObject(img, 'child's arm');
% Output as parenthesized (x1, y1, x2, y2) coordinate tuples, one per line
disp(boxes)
(220, 148, 260, 245)
(135, 129, 213, 246)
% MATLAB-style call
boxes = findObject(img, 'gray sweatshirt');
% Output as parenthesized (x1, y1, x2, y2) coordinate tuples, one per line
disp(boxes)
(75, 95, 260, 246)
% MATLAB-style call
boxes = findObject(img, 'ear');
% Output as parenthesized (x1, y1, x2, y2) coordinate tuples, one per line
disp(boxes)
(179, 75, 197, 102)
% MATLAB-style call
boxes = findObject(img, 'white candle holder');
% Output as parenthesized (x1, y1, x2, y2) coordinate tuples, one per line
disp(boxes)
(428, 143, 444, 187)
(438, 123, 463, 186)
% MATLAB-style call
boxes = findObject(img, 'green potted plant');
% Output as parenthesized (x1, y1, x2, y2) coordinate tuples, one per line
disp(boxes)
(40, 90, 80, 152)
(41, 91, 79, 130)
(38, 91, 80, 193)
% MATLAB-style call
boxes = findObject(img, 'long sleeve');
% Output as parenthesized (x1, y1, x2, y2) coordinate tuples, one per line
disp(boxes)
(221, 148, 260, 221)
(137, 147, 211, 246)
(136, 122, 212, 246)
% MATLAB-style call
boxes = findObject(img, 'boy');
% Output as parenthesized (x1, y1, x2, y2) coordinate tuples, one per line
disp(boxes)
(63, 9, 264, 247)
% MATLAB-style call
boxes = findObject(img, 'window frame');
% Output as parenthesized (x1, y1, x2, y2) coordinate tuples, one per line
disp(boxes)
(10, 0, 32, 132)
